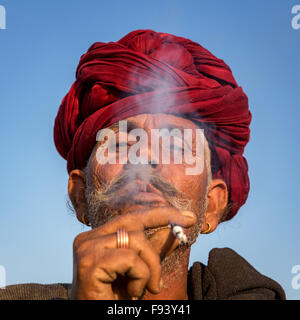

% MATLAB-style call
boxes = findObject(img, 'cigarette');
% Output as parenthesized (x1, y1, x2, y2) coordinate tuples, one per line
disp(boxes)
(169, 224, 188, 245)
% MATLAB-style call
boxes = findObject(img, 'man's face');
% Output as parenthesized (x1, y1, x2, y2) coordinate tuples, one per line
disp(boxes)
(84, 113, 210, 259)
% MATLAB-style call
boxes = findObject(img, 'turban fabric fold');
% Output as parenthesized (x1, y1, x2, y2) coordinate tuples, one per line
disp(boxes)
(54, 29, 252, 220)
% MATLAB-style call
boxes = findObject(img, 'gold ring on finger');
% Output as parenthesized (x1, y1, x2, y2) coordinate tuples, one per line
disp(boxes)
(116, 228, 129, 249)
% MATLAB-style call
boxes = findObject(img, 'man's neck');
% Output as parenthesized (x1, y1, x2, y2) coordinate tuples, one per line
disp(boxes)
(141, 247, 191, 300)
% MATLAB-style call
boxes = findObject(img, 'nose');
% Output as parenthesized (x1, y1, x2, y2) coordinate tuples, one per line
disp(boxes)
(123, 138, 161, 171)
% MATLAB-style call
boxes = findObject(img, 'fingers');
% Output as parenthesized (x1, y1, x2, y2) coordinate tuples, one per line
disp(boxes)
(129, 231, 162, 294)
(77, 231, 162, 294)
(86, 207, 196, 240)
(72, 207, 197, 299)
(88, 248, 150, 299)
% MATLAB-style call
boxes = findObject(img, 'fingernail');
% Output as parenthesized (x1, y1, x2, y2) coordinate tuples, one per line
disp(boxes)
(181, 211, 196, 218)
(138, 287, 146, 299)
(159, 279, 164, 291)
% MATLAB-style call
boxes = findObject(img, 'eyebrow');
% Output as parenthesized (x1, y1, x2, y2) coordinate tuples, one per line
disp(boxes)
(108, 121, 195, 147)
(159, 124, 189, 133)
(159, 124, 197, 150)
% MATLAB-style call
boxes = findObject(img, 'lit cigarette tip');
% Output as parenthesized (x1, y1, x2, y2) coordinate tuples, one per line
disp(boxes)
(169, 224, 188, 245)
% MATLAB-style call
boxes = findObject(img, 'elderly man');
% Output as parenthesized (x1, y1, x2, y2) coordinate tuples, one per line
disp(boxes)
(0, 30, 285, 300)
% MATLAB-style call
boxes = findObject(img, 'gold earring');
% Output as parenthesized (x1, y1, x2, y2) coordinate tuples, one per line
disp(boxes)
(82, 214, 88, 226)
(202, 222, 211, 234)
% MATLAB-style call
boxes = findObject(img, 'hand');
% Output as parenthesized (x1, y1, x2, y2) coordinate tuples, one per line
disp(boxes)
(71, 207, 196, 300)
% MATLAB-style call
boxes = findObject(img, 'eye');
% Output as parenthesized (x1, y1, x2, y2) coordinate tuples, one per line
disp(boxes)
(169, 136, 183, 151)
(170, 143, 183, 151)
(115, 141, 130, 151)
(116, 142, 128, 147)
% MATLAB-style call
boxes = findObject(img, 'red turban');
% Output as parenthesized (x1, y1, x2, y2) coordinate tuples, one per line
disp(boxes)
(54, 29, 251, 221)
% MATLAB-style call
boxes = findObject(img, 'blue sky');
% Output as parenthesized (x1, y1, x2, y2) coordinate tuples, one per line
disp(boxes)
(0, 0, 299, 299)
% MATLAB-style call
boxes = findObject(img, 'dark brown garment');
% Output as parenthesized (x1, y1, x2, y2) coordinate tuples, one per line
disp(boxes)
(187, 248, 285, 300)
(0, 248, 285, 300)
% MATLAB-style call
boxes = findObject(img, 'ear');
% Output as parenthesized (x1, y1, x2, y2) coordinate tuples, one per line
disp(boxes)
(201, 179, 228, 234)
(68, 169, 89, 226)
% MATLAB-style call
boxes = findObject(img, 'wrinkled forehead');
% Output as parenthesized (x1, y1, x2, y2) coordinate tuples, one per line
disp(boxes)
(95, 113, 209, 148)
(118, 113, 200, 131)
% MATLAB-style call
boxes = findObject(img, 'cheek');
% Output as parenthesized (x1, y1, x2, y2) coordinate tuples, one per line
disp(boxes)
(91, 154, 123, 185)
(161, 163, 207, 199)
